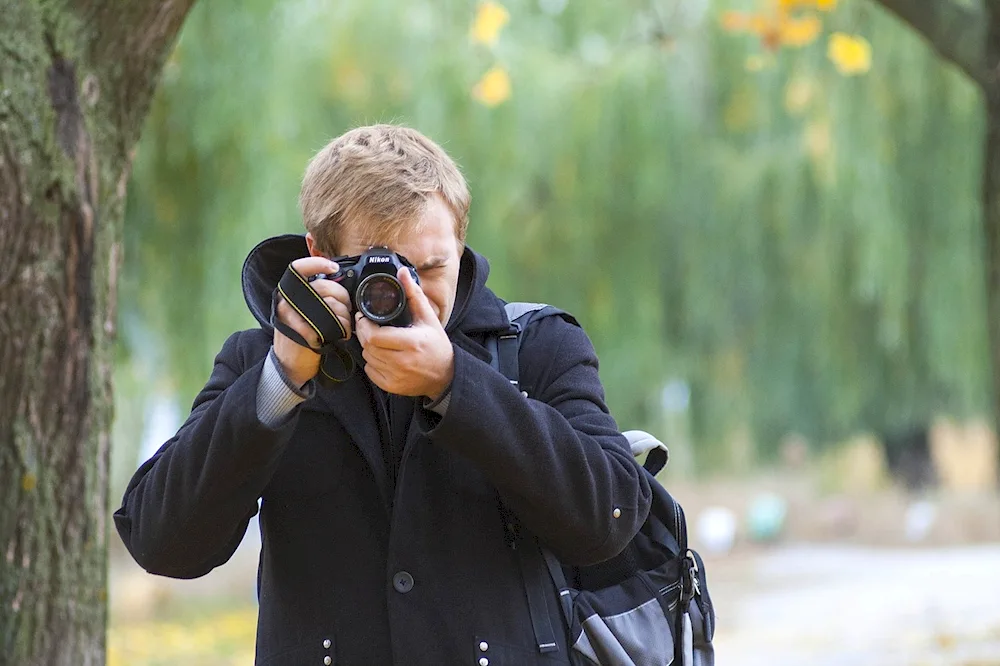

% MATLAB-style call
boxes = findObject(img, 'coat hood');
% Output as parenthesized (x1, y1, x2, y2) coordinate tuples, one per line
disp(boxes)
(240, 234, 511, 341)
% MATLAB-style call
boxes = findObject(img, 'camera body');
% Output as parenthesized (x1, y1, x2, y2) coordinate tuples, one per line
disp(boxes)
(315, 246, 419, 327)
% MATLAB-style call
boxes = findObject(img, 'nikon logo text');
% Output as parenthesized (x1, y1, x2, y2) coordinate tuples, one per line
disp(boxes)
(369, 256, 392, 263)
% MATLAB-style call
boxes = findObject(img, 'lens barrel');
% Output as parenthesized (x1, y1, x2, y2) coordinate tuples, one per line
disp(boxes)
(356, 274, 405, 323)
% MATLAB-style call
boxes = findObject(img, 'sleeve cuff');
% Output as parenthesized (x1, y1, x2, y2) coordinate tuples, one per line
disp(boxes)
(256, 348, 315, 426)
(423, 384, 452, 416)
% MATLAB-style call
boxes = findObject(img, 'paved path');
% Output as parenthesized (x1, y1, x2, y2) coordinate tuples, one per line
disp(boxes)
(709, 543, 1000, 666)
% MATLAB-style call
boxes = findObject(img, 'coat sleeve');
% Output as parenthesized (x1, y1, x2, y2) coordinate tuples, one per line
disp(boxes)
(113, 331, 298, 578)
(421, 316, 653, 566)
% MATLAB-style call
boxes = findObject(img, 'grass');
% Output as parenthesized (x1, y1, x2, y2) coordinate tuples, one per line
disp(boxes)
(108, 600, 258, 666)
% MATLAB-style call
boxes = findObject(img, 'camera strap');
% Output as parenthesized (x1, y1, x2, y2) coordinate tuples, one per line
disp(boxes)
(271, 265, 355, 383)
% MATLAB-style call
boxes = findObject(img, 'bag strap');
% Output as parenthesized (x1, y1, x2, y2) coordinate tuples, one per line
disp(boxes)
(493, 303, 578, 654)
(494, 302, 577, 394)
(513, 544, 562, 654)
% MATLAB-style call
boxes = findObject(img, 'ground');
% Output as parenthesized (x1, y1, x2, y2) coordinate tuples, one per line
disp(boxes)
(108, 474, 1000, 664)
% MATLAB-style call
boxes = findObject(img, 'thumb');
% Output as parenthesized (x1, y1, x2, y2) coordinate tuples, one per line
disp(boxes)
(399, 267, 437, 325)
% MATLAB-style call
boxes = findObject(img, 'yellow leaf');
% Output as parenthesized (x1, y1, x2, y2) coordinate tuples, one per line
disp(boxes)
(780, 15, 821, 47)
(828, 32, 871, 75)
(470, 2, 510, 46)
(22, 473, 36, 491)
(721, 10, 750, 32)
(780, 0, 836, 11)
(472, 66, 511, 107)
(721, 11, 769, 35)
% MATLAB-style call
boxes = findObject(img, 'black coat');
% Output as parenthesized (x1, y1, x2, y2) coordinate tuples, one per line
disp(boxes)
(114, 235, 652, 666)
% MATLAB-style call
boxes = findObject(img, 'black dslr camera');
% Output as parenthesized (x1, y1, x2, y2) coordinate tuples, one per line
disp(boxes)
(313, 247, 420, 327)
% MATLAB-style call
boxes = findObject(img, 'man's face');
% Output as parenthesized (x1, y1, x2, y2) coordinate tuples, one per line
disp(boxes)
(333, 194, 463, 327)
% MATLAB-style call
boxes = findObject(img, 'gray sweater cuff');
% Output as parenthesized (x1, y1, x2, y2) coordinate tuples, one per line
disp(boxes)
(256, 349, 315, 427)
(423, 385, 452, 416)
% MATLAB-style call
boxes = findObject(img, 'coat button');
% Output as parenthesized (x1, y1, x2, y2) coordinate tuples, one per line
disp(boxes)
(479, 641, 489, 651)
(392, 571, 414, 593)
(479, 658, 489, 666)
(323, 657, 332, 665)
(613, 508, 622, 518)
(323, 639, 331, 649)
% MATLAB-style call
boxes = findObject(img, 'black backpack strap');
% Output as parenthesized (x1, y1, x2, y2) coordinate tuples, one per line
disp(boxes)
(492, 302, 580, 655)
(513, 545, 561, 654)
(494, 302, 578, 394)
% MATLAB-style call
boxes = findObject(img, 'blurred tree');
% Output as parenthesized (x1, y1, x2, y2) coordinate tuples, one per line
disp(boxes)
(723, 0, 1000, 479)
(122, 0, 992, 474)
(0, 1, 197, 663)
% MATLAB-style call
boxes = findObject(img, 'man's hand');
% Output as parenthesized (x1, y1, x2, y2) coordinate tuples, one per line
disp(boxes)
(355, 267, 455, 399)
(274, 257, 353, 387)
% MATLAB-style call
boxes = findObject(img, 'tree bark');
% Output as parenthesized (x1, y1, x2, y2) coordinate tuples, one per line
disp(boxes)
(984, 18, 1000, 487)
(0, 1, 195, 664)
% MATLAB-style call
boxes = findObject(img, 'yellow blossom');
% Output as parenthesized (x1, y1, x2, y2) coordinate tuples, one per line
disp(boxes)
(721, 9, 819, 51)
(780, 15, 821, 47)
(470, 2, 510, 46)
(815, 0, 837, 11)
(828, 32, 872, 75)
(472, 66, 511, 107)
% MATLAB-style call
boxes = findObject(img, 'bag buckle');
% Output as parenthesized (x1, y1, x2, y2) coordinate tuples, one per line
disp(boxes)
(682, 550, 701, 600)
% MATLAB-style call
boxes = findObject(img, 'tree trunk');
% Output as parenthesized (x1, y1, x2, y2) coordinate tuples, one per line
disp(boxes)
(985, 40, 1000, 486)
(0, 2, 195, 663)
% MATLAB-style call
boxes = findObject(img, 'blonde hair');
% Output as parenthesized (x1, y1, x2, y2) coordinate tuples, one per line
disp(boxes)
(299, 124, 470, 255)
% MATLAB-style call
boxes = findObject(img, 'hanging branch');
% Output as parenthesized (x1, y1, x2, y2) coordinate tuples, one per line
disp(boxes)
(872, 0, 989, 89)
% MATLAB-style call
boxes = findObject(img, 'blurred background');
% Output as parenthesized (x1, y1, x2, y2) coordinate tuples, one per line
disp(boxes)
(107, 0, 1000, 664)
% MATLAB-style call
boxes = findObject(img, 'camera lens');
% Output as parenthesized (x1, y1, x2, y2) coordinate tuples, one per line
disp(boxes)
(357, 275, 404, 322)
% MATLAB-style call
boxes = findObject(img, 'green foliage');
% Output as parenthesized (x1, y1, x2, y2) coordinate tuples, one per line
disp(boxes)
(119, 0, 988, 469)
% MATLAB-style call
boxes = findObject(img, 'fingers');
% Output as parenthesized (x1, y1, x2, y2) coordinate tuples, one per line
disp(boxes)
(355, 312, 411, 351)
(354, 313, 375, 348)
(362, 343, 406, 365)
(397, 267, 438, 324)
(290, 256, 339, 279)
(363, 359, 392, 391)
(311, 278, 353, 339)
(277, 298, 322, 349)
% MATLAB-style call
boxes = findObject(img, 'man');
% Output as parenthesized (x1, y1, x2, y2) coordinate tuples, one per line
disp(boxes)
(115, 124, 652, 665)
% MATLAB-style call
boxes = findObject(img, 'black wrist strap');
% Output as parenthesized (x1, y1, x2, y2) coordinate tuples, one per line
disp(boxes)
(276, 264, 348, 347)
(271, 265, 355, 384)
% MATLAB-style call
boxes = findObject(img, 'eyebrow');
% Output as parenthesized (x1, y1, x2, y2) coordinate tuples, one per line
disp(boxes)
(416, 256, 449, 270)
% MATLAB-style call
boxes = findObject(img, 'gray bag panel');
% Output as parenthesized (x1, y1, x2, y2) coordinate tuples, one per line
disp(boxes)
(572, 597, 675, 666)
(504, 302, 550, 322)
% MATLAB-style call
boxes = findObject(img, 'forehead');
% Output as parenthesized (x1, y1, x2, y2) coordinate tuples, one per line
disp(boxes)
(340, 196, 459, 263)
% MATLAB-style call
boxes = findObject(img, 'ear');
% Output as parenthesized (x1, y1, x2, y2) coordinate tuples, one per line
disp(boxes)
(305, 232, 325, 258)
